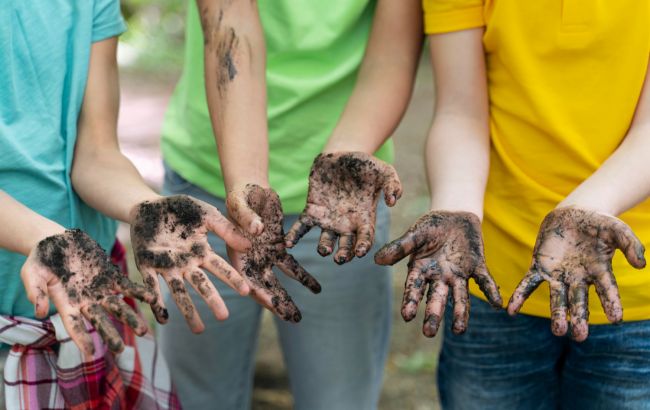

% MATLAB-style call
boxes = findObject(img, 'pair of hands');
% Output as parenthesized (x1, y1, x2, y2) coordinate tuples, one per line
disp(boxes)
(377, 207, 646, 342)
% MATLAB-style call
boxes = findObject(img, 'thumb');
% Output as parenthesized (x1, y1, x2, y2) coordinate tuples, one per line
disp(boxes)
(226, 189, 264, 236)
(204, 204, 251, 252)
(381, 164, 403, 207)
(21, 261, 50, 318)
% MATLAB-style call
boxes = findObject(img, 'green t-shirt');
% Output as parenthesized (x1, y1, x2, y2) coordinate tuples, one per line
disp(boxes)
(161, 0, 393, 214)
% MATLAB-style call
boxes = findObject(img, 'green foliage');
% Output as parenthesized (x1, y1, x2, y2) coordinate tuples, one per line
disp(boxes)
(119, 0, 187, 74)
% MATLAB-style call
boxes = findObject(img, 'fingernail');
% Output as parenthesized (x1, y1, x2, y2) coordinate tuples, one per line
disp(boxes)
(293, 311, 302, 322)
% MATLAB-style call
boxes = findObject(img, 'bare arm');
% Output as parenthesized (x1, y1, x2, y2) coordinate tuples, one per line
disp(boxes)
(375, 29, 501, 338)
(558, 56, 650, 215)
(426, 28, 490, 218)
(286, 0, 422, 259)
(324, 0, 423, 153)
(197, 0, 269, 196)
(508, 57, 650, 341)
(0, 191, 65, 256)
(71, 38, 161, 221)
(72, 37, 251, 333)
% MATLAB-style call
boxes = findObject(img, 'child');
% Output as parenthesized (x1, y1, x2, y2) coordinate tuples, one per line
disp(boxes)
(377, 0, 650, 408)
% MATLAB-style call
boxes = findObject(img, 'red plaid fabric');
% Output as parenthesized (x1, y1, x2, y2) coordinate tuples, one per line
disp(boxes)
(0, 241, 181, 410)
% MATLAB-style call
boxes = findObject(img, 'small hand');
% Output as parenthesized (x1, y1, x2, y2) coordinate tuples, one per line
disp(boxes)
(21, 229, 155, 355)
(285, 152, 402, 264)
(130, 195, 251, 333)
(375, 211, 502, 337)
(507, 207, 646, 341)
(227, 184, 321, 322)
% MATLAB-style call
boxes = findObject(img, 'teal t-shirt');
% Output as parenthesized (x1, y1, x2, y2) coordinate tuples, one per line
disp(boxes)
(0, 0, 125, 319)
(161, 0, 394, 214)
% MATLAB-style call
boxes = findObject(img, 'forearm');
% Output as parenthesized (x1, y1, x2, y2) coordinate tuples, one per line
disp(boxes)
(324, 0, 423, 154)
(426, 114, 489, 218)
(559, 124, 650, 215)
(425, 29, 489, 218)
(71, 37, 159, 224)
(0, 191, 65, 255)
(198, 0, 268, 191)
(71, 148, 160, 223)
(561, 57, 650, 216)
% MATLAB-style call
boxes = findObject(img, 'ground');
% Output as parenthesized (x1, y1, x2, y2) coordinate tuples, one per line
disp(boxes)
(116, 54, 442, 409)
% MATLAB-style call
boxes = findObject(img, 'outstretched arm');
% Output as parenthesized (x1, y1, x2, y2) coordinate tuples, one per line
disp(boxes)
(508, 56, 650, 341)
(375, 28, 501, 338)
(0, 191, 153, 356)
(71, 37, 251, 333)
(285, 0, 422, 260)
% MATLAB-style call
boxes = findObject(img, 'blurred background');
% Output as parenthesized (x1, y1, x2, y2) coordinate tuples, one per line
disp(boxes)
(116, 2, 441, 409)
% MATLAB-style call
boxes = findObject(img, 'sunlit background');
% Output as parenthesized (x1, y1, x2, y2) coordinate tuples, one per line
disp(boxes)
(116, 3, 440, 409)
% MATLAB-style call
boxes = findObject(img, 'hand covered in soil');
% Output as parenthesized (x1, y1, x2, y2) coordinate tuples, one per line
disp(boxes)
(375, 211, 502, 337)
(227, 184, 321, 322)
(21, 229, 155, 355)
(507, 207, 646, 341)
(130, 195, 251, 333)
(285, 152, 402, 264)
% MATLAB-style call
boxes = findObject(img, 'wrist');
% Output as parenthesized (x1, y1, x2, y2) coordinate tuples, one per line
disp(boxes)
(556, 196, 619, 217)
(323, 133, 377, 155)
(429, 196, 484, 221)
(225, 177, 270, 194)
(23, 220, 66, 256)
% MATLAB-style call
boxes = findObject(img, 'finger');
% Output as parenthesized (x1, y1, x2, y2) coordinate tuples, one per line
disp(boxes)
(204, 205, 251, 252)
(592, 267, 623, 324)
(317, 229, 338, 256)
(422, 280, 449, 338)
(381, 164, 403, 207)
(60, 310, 95, 357)
(611, 220, 646, 269)
(102, 296, 149, 337)
(248, 269, 302, 323)
(334, 233, 355, 265)
(166, 276, 205, 333)
(226, 190, 264, 235)
(116, 276, 157, 304)
(548, 281, 568, 336)
(507, 270, 544, 315)
(472, 263, 503, 308)
(568, 283, 589, 342)
(451, 278, 470, 335)
(204, 252, 250, 296)
(401, 263, 428, 321)
(82, 305, 124, 354)
(285, 215, 314, 248)
(276, 254, 322, 294)
(140, 268, 169, 324)
(374, 231, 418, 266)
(187, 270, 229, 321)
(354, 224, 375, 258)
(21, 265, 50, 318)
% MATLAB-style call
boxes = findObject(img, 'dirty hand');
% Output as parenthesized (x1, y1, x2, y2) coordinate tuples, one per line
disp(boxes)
(508, 207, 646, 341)
(227, 184, 321, 322)
(285, 152, 403, 264)
(130, 195, 251, 333)
(21, 229, 155, 355)
(375, 211, 502, 337)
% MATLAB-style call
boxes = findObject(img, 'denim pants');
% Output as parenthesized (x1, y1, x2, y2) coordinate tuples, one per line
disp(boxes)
(157, 165, 392, 410)
(438, 296, 650, 410)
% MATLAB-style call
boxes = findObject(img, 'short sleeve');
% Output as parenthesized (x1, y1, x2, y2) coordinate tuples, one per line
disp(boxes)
(422, 0, 485, 34)
(92, 0, 127, 42)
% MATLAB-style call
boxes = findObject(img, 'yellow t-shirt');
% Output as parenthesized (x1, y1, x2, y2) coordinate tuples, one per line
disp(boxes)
(423, 0, 650, 323)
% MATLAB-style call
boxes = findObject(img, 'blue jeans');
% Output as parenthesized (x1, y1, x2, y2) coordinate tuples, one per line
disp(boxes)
(157, 165, 392, 410)
(438, 296, 650, 410)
